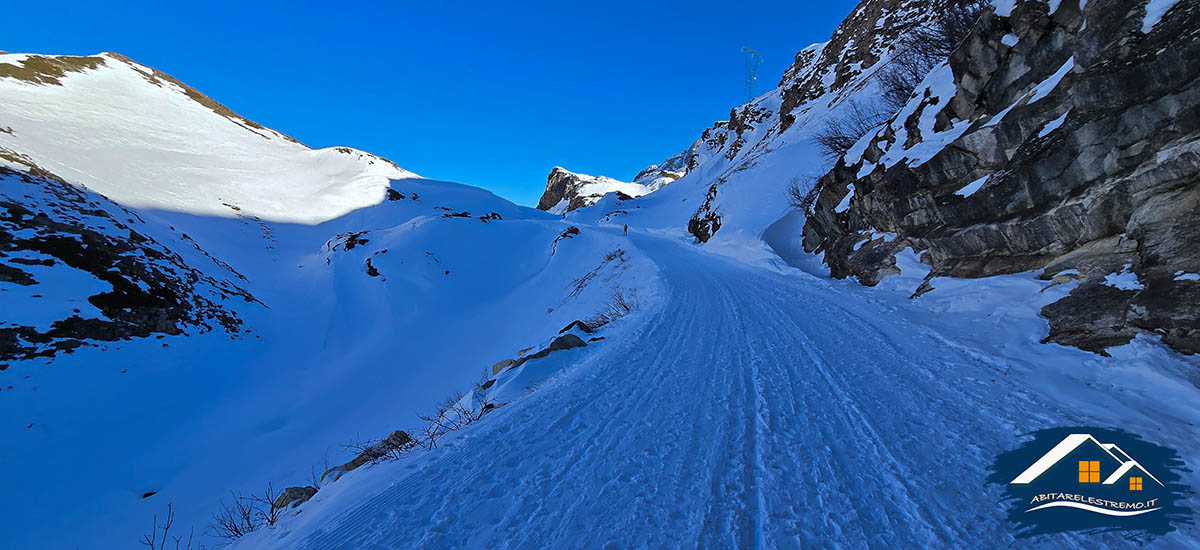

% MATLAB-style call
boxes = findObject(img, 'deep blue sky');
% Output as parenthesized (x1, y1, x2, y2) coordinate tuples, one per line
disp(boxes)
(5, 0, 857, 206)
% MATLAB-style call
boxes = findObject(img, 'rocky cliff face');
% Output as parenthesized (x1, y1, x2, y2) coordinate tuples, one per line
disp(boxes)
(536, 166, 655, 213)
(802, 0, 1200, 354)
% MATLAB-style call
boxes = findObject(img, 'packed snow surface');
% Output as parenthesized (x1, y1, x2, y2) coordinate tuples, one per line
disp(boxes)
(232, 229, 1200, 549)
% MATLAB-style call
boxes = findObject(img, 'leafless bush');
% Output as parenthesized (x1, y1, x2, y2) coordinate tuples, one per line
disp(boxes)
(586, 286, 640, 328)
(140, 504, 201, 550)
(417, 391, 490, 449)
(879, 0, 988, 112)
(565, 248, 629, 303)
(603, 248, 627, 263)
(310, 455, 331, 490)
(206, 482, 285, 540)
(208, 492, 258, 541)
(814, 100, 890, 160)
(246, 483, 283, 527)
(785, 176, 823, 212)
(339, 432, 411, 465)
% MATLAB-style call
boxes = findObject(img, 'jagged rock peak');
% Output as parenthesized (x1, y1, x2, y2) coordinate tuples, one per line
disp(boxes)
(536, 166, 656, 214)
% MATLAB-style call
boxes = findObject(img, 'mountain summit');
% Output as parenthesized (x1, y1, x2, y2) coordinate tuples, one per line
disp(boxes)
(0, 52, 415, 224)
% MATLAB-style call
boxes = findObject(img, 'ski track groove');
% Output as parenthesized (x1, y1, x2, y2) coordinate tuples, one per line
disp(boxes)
(275, 233, 1194, 550)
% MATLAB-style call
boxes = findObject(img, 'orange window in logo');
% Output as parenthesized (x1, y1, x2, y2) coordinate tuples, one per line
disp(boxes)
(1130, 477, 1143, 491)
(1078, 461, 1100, 483)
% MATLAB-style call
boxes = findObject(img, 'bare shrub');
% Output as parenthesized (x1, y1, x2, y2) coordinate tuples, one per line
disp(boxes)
(586, 286, 639, 328)
(208, 492, 258, 541)
(879, 0, 988, 112)
(310, 455, 331, 490)
(814, 100, 889, 160)
(564, 248, 628, 303)
(338, 431, 415, 466)
(417, 391, 489, 449)
(140, 504, 200, 550)
(246, 483, 283, 527)
(205, 482, 285, 540)
(785, 176, 823, 212)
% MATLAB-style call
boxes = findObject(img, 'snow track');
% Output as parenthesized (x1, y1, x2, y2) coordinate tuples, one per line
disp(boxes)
(252, 232, 1198, 549)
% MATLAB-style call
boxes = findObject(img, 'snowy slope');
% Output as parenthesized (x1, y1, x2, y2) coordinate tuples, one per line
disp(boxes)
(1, 52, 666, 548)
(1, 170, 664, 549)
(234, 228, 1200, 549)
(0, 52, 416, 224)
(4, 0, 1200, 547)
(562, 0, 939, 264)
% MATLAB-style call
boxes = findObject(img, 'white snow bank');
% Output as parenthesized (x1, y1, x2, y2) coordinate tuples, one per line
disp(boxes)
(1103, 264, 1144, 290)
(1037, 110, 1070, 138)
(956, 175, 990, 197)
(1142, 0, 1182, 33)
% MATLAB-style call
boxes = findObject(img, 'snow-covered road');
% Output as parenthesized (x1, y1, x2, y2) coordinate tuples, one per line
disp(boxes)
(250, 231, 1199, 549)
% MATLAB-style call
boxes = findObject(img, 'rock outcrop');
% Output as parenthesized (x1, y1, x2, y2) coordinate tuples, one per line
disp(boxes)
(535, 167, 653, 213)
(272, 486, 318, 510)
(0, 168, 255, 361)
(644, 0, 950, 244)
(802, 0, 1200, 354)
(321, 429, 415, 482)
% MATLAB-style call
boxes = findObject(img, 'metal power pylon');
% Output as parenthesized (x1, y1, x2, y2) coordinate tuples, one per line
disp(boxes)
(742, 45, 762, 102)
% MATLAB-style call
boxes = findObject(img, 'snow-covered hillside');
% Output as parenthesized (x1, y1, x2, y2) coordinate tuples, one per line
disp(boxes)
(3, 0, 1200, 547)
(0, 52, 415, 224)
(1, 52, 663, 549)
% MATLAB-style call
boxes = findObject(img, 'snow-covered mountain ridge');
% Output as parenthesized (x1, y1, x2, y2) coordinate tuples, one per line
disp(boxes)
(0, 51, 416, 224)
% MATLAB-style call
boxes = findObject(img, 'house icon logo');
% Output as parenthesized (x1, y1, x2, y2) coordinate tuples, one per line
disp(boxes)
(987, 427, 1192, 540)
(1010, 433, 1164, 516)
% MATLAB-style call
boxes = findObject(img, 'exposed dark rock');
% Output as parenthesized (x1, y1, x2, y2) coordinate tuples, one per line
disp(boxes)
(802, 0, 1200, 354)
(331, 231, 369, 252)
(536, 167, 646, 212)
(386, 189, 405, 201)
(490, 358, 517, 376)
(559, 320, 595, 334)
(272, 486, 318, 510)
(688, 184, 723, 243)
(322, 430, 414, 482)
(511, 334, 588, 369)
(538, 167, 584, 211)
(551, 226, 580, 254)
(0, 168, 254, 361)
